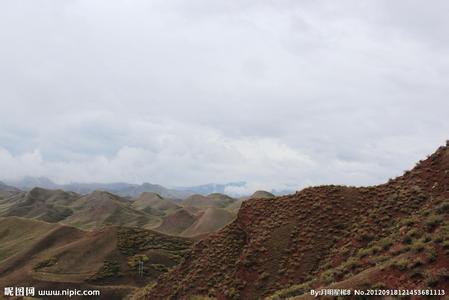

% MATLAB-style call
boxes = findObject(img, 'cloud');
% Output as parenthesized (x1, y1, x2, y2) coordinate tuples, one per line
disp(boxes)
(0, 0, 449, 192)
(0, 124, 315, 189)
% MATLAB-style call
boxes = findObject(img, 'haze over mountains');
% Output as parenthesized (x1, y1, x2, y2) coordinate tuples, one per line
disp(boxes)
(3, 177, 292, 199)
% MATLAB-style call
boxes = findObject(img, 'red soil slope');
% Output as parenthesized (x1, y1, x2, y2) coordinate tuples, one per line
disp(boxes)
(141, 142, 449, 299)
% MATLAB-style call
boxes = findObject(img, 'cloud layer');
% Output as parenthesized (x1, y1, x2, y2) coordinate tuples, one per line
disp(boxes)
(1, 0, 449, 192)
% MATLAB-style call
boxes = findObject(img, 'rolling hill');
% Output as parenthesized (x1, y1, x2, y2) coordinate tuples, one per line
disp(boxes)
(0, 188, 164, 230)
(0, 181, 20, 199)
(131, 192, 180, 215)
(0, 217, 193, 299)
(139, 142, 449, 299)
(0, 188, 80, 223)
(182, 193, 236, 209)
(180, 207, 236, 238)
(250, 190, 275, 199)
(6, 177, 194, 199)
(155, 208, 197, 236)
(62, 191, 161, 230)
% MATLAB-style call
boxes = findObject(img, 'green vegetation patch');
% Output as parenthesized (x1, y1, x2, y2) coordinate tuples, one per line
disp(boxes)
(90, 260, 121, 281)
(40, 206, 73, 223)
(117, 227, 193, 256)
(33, 257, 58, 271)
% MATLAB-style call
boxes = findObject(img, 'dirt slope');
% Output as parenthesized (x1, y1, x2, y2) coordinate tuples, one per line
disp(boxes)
(141, 142, 449, 299)
(155, 208, 197, 235)
(181, 207, 236, 237)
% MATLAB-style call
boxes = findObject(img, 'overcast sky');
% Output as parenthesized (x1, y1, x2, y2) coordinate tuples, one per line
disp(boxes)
(1, 0, 449, 193)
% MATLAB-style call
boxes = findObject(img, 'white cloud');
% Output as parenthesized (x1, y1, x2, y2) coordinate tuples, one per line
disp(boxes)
(0, 0, 449, 191)
(0, 126, 316, 189)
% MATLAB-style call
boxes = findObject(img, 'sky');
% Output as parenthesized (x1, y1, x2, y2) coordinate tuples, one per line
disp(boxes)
(1, 0, 449, 194)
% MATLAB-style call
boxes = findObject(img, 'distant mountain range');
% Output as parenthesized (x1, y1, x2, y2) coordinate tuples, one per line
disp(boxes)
(3, 177, 293, 199)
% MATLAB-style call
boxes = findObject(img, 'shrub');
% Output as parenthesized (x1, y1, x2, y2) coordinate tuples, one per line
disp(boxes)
(436, 202, 449, 214)
(392, 258, 409, 271)
(371, 282, 386, 289)
(150, 264, 169, 272)
(425, 215, 443, 231)
(91, 260, 121, 280)
(224, 288, 239, 300)
(410, 269, 424, 279)
(33, 257, 57, 271)
(407, 229, 421, 238)
(259, 271, 270, 281)
(320, 269, 336, 284)
(425, 273, 439, 288)
(341, 258, 361, 272)
(421, 234, 432, 243)
(402, 235, 413, 245)
(442, 241, 449, 254)
(399, 217, 416, 227)
(268, 282, 311, 299)
(411, 241, 425, 253)
(127, 254, 149, 269)
(378, 237, 393, 250)
(424, 245, 437, 263)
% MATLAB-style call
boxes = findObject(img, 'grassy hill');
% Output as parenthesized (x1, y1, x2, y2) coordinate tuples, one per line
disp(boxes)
(0, 217, 193, 299)
(139, 143, 449, 299)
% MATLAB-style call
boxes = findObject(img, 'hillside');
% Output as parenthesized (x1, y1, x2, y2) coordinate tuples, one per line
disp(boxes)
(0, 188, 80, 223)
(0, 217, 193, 299)
(131, 192, 180, 215)
(0, 188, 163, 229)
(182, 193, 236, 209)
(140, 143, 449, 299)
(0, 181, 20, 198)
(62, 191, 161, 229)
(251, 190, 275, 199)
(155, 208, 197, 236)
(181, 207, 236, 238)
